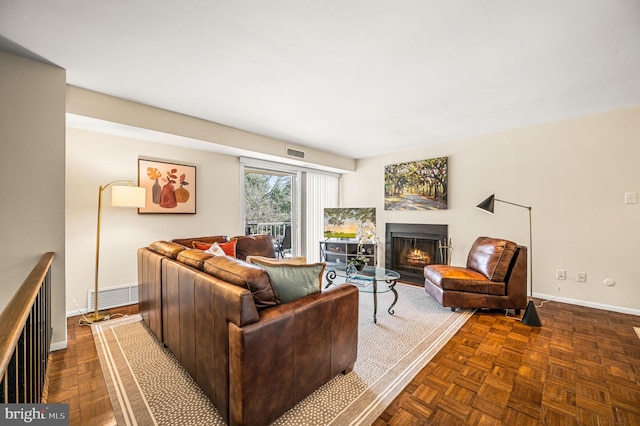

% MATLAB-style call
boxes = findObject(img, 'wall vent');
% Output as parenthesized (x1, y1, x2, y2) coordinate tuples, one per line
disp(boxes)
(87, 283, 138, 311)
(286, 147, 305, 159)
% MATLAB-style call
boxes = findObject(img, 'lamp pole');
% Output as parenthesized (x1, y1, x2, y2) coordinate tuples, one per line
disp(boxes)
(82, 180, 140, 324)
(476, 194, 541, 326)
(495, 198, 533, 302)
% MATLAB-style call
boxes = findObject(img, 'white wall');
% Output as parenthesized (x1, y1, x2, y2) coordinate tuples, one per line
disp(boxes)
(63, 90, 639, 317)
(0, 51, 67, 345)
(65, 127, 240, 315)
(64, 86, 355, 319)
(341, 106, 640, 314)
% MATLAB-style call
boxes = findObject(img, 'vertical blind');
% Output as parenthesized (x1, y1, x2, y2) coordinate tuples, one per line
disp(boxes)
(304, 172, 339, 262)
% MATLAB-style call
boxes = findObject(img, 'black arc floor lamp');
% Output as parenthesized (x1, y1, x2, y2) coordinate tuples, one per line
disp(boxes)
(80, 180, 146, 325)
(476, 194, 542, 327)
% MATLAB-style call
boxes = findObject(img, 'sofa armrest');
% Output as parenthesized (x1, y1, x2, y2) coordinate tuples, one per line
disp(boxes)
(137, 247, 164, 339)
(227, 284, 358, 426)
(160, 258, 263, 423)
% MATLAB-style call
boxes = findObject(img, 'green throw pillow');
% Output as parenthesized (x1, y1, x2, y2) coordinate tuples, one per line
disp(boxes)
(259, 262, 325, 303)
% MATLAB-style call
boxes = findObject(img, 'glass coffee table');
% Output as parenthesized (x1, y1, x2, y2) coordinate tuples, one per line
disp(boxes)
(324, 263, 400, 323)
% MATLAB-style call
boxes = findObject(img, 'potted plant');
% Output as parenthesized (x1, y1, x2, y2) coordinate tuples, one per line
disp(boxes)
(350, 222, 378, 271)
(349, 223, 378, 271)
(349, 254, 369, 271)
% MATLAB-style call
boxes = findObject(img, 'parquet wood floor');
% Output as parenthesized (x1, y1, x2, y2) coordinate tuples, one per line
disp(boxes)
(46, 301, 640, 425)
(376, 301, 640, 425)
(45, 305, 139, 426)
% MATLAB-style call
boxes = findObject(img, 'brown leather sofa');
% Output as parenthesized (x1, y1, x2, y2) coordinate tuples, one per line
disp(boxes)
(138, 236, 358, 426)
(423, 236, 527, 313)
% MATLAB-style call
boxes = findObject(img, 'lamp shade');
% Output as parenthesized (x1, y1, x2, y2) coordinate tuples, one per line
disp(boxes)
(111, 185, 146, 208)
(476, 194, 495, 213)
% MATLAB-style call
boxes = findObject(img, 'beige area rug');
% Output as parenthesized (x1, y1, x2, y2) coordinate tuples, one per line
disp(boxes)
(92, 283, 473, 425)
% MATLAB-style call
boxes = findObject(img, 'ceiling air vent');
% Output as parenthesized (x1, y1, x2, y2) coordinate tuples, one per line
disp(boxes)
(286, 147, 305, 159)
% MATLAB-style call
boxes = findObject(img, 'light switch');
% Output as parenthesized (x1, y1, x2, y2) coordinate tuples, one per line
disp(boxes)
(625, 192, 638, 204)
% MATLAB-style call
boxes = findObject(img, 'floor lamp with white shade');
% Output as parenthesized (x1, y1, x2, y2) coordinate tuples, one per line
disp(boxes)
(476, 194, 542, 327)
(80, 180, 146, 325)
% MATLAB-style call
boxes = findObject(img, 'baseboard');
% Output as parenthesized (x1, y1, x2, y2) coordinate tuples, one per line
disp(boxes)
(67, 306, 89, 318)
(66, 302, 138, 318)
(533, 292, 640, 316)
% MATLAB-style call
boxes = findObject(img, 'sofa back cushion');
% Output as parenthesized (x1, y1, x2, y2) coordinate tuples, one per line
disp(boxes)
(232, 234, 276, 260)
(466, 237, 517, 282)
(171, 235, 228, 248)
(176, 249, 214, 270)
(148, 241, 186, 259)
(203, 256, 280, 308)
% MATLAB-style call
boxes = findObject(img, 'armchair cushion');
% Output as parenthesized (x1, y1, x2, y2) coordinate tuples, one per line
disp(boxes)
(424, 265, 506, 296)
(466, 237, 517, 281)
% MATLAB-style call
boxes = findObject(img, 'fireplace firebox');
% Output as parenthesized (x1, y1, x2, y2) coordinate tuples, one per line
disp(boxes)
(385, 223, 448, 284)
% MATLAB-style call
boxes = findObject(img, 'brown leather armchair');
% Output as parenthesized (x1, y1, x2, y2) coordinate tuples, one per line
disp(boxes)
(423, 236, 527, 313)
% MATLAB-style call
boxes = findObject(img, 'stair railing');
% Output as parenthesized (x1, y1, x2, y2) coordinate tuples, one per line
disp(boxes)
(0, 252, 55, 403)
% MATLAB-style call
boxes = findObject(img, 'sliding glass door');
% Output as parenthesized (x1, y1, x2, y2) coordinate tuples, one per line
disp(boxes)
(242, 161, 299, 258)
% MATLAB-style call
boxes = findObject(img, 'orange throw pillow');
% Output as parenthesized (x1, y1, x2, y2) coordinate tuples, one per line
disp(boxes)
(193, 241, 212, 250)
(194, 240, 236, 257)
(219, 239, 237, 257)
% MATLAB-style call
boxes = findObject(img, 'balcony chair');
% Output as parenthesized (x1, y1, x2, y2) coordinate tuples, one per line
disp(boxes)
(274, 225, 292, 258)
(423, 236, 527, 313)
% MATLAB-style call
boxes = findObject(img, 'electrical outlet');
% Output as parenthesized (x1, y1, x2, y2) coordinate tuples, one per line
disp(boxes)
(556, 269, 566, 280)
(625, 192, 638, 204)
(577, 272, 587, 283)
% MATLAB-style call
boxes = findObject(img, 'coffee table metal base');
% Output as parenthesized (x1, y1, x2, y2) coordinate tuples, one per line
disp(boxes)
(325, 270, 399, 324)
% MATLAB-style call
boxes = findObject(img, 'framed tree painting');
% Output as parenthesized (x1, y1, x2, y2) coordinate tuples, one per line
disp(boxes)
(138, 159, 196, 214)
(323, 207, 376, 239)
(384, 157, 448, 210)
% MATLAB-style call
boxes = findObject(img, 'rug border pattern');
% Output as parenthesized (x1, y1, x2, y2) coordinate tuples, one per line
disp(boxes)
(92, 285, 474, 425)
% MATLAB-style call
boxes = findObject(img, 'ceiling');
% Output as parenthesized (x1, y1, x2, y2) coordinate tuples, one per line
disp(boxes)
(1, 1, 639, 159)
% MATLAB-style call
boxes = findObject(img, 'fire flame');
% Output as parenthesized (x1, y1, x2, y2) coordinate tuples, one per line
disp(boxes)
(406, 249, 430, 265)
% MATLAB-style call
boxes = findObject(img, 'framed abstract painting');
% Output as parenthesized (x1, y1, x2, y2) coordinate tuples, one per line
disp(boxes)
(138, 159, 196, 214)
